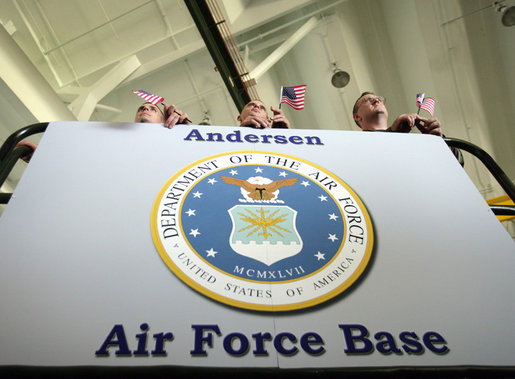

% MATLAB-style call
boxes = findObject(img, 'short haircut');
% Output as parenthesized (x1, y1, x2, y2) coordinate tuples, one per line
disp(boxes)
(352, 91, 374, 128)
(244, 99, 268, 115)
(140, 101, 163, 115)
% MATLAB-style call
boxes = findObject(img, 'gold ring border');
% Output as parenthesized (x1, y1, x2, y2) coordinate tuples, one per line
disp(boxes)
(151, 151, 374, 312)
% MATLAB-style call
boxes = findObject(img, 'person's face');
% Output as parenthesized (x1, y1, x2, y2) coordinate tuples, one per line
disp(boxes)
(353, 94, 388, 127)
(238, 100, 268, 122)
(135, 103, 163, 123)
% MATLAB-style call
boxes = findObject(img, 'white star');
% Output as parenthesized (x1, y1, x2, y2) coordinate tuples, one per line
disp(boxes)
(190, 229, 200, 237)
(328, 234, 338, 242)
(255, 167, 263, 173)
(315, 251, 326, 260)
(230, 169, 238, 176)
(206, 248, 217, 257)
(318, 194, 328, 202)
(186, 209, 196, 216)
(329, 213, 338, 221)
(208, 178, 217, 185)
(193, 191, 203, 198)
(301, 181, 310, 187)
(279, 171, 287, 177)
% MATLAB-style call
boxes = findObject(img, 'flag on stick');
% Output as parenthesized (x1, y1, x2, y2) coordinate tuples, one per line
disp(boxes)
(132, 90, 164, 105)
(279, 85, 306, 110)
(420, 97, 435, 116)
(416, 93, 425, 107)
(132, 89, 192, 123)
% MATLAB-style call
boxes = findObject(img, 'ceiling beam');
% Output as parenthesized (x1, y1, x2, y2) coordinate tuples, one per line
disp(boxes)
(69, 56, 141, 121)
(43, 1, 154, 55)
(184, 0, 250, 112)
(12, 0, 63, 87)
(59, 24, 198, 88)
(120, 39, 204, 86)
(0, 24, 75, 122)
(249, 16, 320, 82)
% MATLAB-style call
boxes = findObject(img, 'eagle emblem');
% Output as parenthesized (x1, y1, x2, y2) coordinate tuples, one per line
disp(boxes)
(222, 174, 302, 265)
(221, 176, 297, 202)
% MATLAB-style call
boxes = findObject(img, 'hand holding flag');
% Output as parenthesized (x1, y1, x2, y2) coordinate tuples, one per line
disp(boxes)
(269, 106, 291, 129)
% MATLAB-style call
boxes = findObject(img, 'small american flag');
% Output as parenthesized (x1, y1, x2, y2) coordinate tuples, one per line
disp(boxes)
(420, 97, 435, 116)
(132, 90, 164, 105)
(416, 93, 425, 107)
(280, 85, 306, 110)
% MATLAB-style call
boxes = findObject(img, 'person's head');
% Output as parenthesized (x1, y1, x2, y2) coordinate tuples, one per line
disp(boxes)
(352, 92, 388, 130)
(134, 102, 164, 123)
(237, 100, 268, 124)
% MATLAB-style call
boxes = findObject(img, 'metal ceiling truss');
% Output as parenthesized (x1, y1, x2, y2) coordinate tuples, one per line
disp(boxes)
(184, 0, 255, 112)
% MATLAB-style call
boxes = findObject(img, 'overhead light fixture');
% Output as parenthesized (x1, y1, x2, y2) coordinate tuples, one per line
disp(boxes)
(495, 2, 515, 26)
(331, 64, 350, 88)
(198, 111, 211, 125)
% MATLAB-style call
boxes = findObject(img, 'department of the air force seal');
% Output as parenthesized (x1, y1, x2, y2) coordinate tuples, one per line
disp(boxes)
(151, 151, 374, 311)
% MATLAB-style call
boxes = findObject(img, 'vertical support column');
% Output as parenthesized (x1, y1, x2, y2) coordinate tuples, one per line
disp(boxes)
(0, 24, 75, 122)
(184, 0, 251, 112)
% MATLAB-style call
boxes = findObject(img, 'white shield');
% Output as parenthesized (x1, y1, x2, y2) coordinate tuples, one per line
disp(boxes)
(228, 205, 303, 266)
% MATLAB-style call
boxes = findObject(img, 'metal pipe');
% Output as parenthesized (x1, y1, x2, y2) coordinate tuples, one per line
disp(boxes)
(43, 0, 154, 55)
(0, 145, 32, 190)
(440, 2, 497, 26)
(444, 137, 515, 202)
(183, 58, 208, 112)
(438, 0, 487, 190)
(490, 205, 515, 216)
(0, 123, 48, 163)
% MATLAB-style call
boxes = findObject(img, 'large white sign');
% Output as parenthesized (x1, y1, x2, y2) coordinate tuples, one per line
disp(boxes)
(0, 122, 513, 370)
